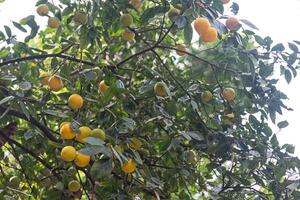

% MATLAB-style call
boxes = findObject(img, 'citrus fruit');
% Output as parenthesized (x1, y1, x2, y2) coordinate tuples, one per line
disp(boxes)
(130, 0, 142, 9)
(68, 94, 84, 110)
(68, 180, 81, 192)
(73, 11, 88, 25)
(122, 30, 135, 41)
(74, 152, 90, 168)
(48, 17, 60, 28)
(194, 17, 210, 36)
(60, 123, 76, 139)
(36, 4, 49, 16)
(202, 27, 218, 42)
(201, 91, 213, 103)
(129, 137, 142, 150)
(39, 72, 51, 86)
(61, 146, 77, 161)
(222, 88, 236, 101)
(154, 82, 167, 97)
(48, 75, 63, 91)
(122, 159, 136, 173)
(99, 80, 109, 93)
(176, 44, 186, 56)
(120, 14, 133, 27)
(226, 17, 239, 31)
(76, 126, 91, 143)
(90, 128, 106, 140)
(168, 7, 180, 21)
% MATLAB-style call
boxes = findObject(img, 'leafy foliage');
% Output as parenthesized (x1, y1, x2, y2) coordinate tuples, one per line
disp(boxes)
(0, 0, 300, 199)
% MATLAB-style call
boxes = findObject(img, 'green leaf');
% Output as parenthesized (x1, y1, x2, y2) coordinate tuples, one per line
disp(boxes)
(0, 96, 14, 105)
(284, 70, 292, 84)
(78, 146, 112, 157)
(90, 160, 113, 179)
(288, 42, 299, 53)
(141, 5, 167, 24)
(184, 22, 193, 45)
(12, 21, 27, 33)
(4, 25, 11, 37)
(43, 110, 68, 118)
(84, 137, 105, 146)
(277, 120, 289, 129)
(271, 43, 285, 52)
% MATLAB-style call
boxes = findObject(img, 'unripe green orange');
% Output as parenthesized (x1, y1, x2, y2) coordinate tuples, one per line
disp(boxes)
(168, 7, 180, 21)
(48, 17, 60, 28)
(120, 14, 133, 27)
(36, 4, 49, 16)
(201, 90, 213, 103)
(90, 128, 106, 140)
(73, 11, 88, 25)
(68, 180, 81, 192)
(76, 126, 91, 143)
(154, 82, 167, 97)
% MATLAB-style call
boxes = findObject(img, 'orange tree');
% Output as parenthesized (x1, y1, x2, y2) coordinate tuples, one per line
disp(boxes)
(0, 0, 300, 199)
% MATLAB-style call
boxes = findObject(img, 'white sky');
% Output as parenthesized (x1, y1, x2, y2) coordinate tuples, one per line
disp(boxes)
(1, 0, 300, 153)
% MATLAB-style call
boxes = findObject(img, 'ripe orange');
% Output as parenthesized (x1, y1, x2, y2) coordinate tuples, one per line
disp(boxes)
(122, 159, 136, 173)
(175, 44, 186, 56)
(130, 0, 142, 10)
(74, 152, 90, 168)
(61, 146, 77, 161)
(36, 4, 49, 16)
(194, 17, 210, 36)
(223, 0, 230, 4)
(99, 80, 109, 93)
(76, 126, 91, 143)
(222, 88, 236, 101)
(60, 123, 76, 140)
(122, 30, 135, 41)
(226, 17, 239, 31)
(59, 121, 69, 129)
(202, 27, 218, 43)
(68, 94, 84, 110)
(39, 72, 51, 86)
(48, 17, 60, 28)
(48, 75, 63, 91)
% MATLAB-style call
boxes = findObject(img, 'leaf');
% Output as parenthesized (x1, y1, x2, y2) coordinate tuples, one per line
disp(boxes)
(90, 160, 113, 179)
(4, 25, 11, 37)
(19, 81, 32, 91)
(271, 43, 285, 52)
(141, 6, 167, 24)
(175, 16, 187, 29)
(186, 131, 205, 141)
(0, 96, 14, 105)
(184, 22, 193, 45)
(12, 21, 27, 33)
(284, 70, 292, 84)
(288, 42, 299, 53)
(43, 110, 68, 118)
(78, 146, 112, 157)
(277, 121, 289, 129)
(239, 19, 259, 30)
(84, 137, 105, 146)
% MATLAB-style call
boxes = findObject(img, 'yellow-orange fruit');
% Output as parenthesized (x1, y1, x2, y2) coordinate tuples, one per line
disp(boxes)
(39, 72, 51, 86)
(48, 17, 60, 28)
(61, 146, 76, 161)
(60, 122, 69, 129)
(176, 44, 186, 56)
(74, 152, 90, 168)
(36, 4, 49, 16)
(194, 17, 210, 35)
(120, 14, 133, 27)
(99, 80, 109, 93)
(76, 126, 91, 143)
(226, 17, 239, 31)
(48, 75, 63, 91)
(222, 88, 236, 101)
(122, 30, 135, 41)
(68, 94, 84, 110)
(130, 0, 142, 9)
(201, 91, 213, 103)
(168, 7, 181, 22)
(223, 0, 230, 4)
(122, 159, 136, 173)
(202, 27, 218, 43)
(73, 11, 88, 25)
(90, 128, 106, 140)
(60, 123, 76, 140)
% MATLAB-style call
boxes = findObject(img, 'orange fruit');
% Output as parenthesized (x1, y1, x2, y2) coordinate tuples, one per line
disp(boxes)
(60, 123, 76, 140)
(36, 4, 49, 16)
(201, 91, 213, 103)
(99, 80, 109, 93)
(223, 0, 230, 4)
(90, 128, 106, 140)
(68, 94, 84, 110)
(222, 88, 236, 101)
(39, 72, 51, 86)
(48, 75, 63, 91)
(130, 0, 142, 9)
(154, 82, 167, 97)
(194, 17, 210, 36)
(73, 11, 88, 25)
(122, 30, 135, 41)
(59, 121, 69, 129)
(175, 44, 186, 56)
(120, 14, 133, 27)
(76, 126, 91, 143)
(48, 17, 60, 28)
(122, 159, 136, 173)
(202, 27, 218, 43)
(61, 146, 77, 161)
(74, 152, 90, 168)
(226, 17, 239, 31)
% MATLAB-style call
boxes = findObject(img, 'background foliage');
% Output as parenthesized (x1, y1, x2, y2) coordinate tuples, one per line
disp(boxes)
(0, 0, 300, 199)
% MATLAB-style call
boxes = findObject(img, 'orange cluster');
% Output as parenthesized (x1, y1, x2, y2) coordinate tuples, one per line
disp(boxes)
(194, 17, 218, 43)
